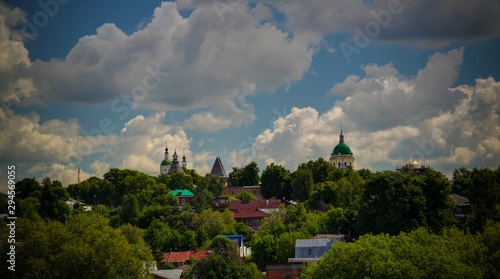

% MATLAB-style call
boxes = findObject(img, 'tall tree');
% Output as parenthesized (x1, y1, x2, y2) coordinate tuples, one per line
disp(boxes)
(454, 167, 500, 232)
(356, 171, 427, 235)
(261, 163, 292, 199)
(300, 158, 335, 184)
(421, 169, 455, 233)
(229, 162, 260, 186)
(15, 177, 42, 200)
(292, 168, 314, 202)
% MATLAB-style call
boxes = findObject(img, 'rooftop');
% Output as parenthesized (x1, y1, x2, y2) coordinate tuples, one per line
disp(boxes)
(228, 199, 283, 210)
(169, 189, 194, 197)
(162, 249, 209, 263)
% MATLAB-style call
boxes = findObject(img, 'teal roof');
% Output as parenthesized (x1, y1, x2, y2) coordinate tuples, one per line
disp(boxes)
(161, 159, 172, 166)
(332, 143, 353, 155)
(169, 189, 194, 197)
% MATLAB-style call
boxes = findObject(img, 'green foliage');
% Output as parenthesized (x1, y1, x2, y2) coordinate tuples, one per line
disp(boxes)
(234, 222, 255, 243)
(300, 227, 488, 279)
(191, 236, 260, 279)
(15, 177, 42, 200)
(0, 214, 154, 278)
(192, 189, 215, 212)
(453, 167, 500, 232)
(276, 231, 309, 262)
(235, 190, 256, 200)
(261, 163, 292, 199)
(192, 209, 237, 239)
(357, 171, 427, 235)
(198, 175, 225, 197)
(299, 158, 336, 184)
(229, 162, 260, 186)
(291, 168, 314, 202)
(196, 226, 209, 247)
(120, 194, 140, 225)
(421, 169, 456, 233)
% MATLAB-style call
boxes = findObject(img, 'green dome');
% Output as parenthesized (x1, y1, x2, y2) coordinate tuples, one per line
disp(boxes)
(161, 159, 172, 166)
(332, 143, 353, 156)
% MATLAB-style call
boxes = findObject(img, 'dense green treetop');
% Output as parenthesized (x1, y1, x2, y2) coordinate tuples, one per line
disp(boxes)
(228, 162, 260, 186)
(301, 223, 500, 279)
(260, 163, 292, 199)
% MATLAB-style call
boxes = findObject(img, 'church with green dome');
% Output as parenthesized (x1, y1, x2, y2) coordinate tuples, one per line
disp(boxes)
(329, 126, 355, 169)
(160, 140, 172, 175)
(160, 140, 186, 175)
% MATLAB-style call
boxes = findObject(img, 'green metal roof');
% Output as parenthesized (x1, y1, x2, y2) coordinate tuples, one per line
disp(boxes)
(169, 189, 194, 197)
(161, 159, 172, 166)
(331, 143, 353, 155)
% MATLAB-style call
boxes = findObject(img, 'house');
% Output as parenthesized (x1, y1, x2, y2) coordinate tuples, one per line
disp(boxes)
(161, 249, 210, 267)
(212, 195, 229, 211)
(169, 189, 194, 205)
(232, 207, 267, 229)
(294, 238, 340, 259)
(451, 194, 471, 227)
(225, 186, 263, 200)
(221, 235, 245, 257)
(228, 199, 284, 211)
(151, 269, 184, 279)
(228, 199, 284, 229)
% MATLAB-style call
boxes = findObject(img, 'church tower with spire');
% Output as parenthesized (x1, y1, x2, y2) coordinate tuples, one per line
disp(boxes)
(182, 148, 187, 168)
(169, 149, 184, 173)
(160, 140, 172, 175)
(329, 125, 355, 170)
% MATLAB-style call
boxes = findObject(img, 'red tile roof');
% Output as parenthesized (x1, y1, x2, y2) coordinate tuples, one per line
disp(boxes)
(162, 249, 210, 263)
(232, 207, 267, 219)
(228, 199, 283, 210)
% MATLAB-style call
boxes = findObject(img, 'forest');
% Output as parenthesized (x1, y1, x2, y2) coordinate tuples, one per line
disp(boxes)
(1, 159, 499, 279)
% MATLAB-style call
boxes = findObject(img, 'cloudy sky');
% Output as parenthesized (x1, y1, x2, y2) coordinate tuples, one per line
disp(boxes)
(1, 0, 499, 191)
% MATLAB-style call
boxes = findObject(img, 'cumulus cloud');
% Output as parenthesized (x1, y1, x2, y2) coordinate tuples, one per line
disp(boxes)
(230, 49, 500, 174)
(263, 0, 500, 47)
(332, 48, 464, 131)
(30, 1, 318, 131)
(0, 2, 38, 105)
(0, 109, 217, 188)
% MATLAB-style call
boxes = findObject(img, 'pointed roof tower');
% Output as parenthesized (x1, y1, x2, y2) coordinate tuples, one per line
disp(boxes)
(210, 157, 227, 178)
(161, 140, 172, 166)
(169, 149, 184, 173)
(182, 147, 187, 168)
(331, 124, 352, 155)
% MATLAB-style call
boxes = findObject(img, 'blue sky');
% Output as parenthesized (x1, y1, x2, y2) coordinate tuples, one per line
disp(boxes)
(1, 0, 500, 190)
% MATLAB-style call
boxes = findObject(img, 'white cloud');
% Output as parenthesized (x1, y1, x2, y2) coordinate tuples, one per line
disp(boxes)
(0, 2, 38, 106)
(229, 49, 500, 174)
(332, 48, 464, 131)
(30, 1, 318, 131)
(41, 163, 92, 186)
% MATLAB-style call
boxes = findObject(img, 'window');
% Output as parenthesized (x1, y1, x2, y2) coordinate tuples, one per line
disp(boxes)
(182, 198, 185, 204)
(308, 248, 312, 256)
(220, 199, 225, 204)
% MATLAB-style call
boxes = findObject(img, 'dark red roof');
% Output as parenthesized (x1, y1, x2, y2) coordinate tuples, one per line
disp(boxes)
(232, 207, 267, 219)
(162, 250, 210, 263)
(228, 199, 283, 210)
